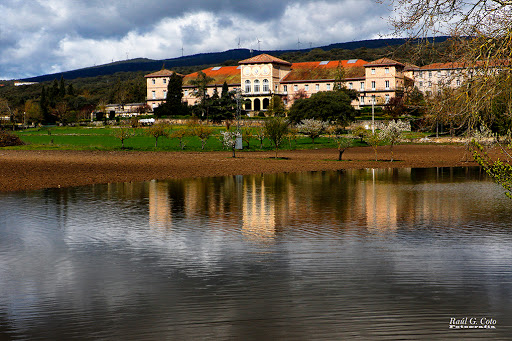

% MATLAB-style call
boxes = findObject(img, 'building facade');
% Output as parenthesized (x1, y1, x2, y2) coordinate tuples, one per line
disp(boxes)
(145, 54, 418, 114)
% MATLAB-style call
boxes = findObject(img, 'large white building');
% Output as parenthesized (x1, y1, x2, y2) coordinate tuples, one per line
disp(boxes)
(147, 54, 463, 114)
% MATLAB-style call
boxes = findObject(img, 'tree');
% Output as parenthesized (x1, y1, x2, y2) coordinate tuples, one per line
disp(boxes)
(192, 124, 213, 150)
(266, 95, 286, 117)
(154, 72, 186, 117)
(113, 126, 135, 149)
(297, 119, 328, 144)
(25, 100, 43, 125)
(384, 0, 512, 192)
(328, 125, 353, 161)
(190, 71, 214, 118)
(363, 130, 383, 161)
(147, 123, 170, 148)
(171, 127, 191, 150)
(333, 61, 346, 91)
(352, 126, 367, 142)
(288, 90, 356, 125)
(222, 131, 241, 157)
(379, 120, 409, 162)
(255, 125, 266, 149)
(264, 117, 289, 158)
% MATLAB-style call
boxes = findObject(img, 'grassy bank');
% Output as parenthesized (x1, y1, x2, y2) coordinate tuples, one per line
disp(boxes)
(9, 126, 430, 152)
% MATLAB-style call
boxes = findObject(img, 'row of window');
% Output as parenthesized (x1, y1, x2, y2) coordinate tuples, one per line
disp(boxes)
(419, 79, 462, 88)
(417, 70, 462, 78)
(151, 78, 167, 85)
(359, 94, 390, 105)
(244, 79, 271, 93)
(370, 67, 390, 74)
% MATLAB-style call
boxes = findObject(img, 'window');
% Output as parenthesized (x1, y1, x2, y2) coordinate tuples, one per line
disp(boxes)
(456, 79, 461, 86)
(418, 71, 423, 78)
(275, 85, 278, 91)
(254, 80, 260, 93)
(152, 91, 156, 99)
(372, 95, 376, 104)
(419, 81, 423, 87)
(293, 85, 298, 91)
(152, 79, 156, 85)
(283, 85, 288, 93)
(360, 96, 365, 105)
(428, 81, 432, 87)
(184, 90, 188, 96)
(385, 68, 389, 74)
(385, 94, 390, 103)
(385, 80, 390, 90)
(371, 81, 376, 90)
(315, 84, 320, 91)
(348, 82, 353, 89)
(245, 80, 251, 93)
(371, 68, 376, 74)
(326, 84, 331, 90)
(305, 84, 309, 91)
(437, 70, 441, 76)
(262, 79, 269, 92)
(163, 90, 167, 98)
(360, 82, 364, 91)
(163, 79, 166, 84)
(429, 71, 432, 78)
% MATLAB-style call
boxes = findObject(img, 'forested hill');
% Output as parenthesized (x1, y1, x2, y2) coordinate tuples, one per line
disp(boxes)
(21, 37, 449, 82)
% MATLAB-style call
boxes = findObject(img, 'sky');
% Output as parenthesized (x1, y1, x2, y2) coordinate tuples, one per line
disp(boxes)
(0, 0, 393, 80)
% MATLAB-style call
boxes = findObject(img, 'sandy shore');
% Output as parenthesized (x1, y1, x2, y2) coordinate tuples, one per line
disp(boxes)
(0, 145, 478, 192)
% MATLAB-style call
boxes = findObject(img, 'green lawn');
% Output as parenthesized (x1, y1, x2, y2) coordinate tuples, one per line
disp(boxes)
(9, 126, 429, 152)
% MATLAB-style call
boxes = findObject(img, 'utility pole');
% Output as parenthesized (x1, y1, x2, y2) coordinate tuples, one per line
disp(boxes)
(235, 88, 243, 150)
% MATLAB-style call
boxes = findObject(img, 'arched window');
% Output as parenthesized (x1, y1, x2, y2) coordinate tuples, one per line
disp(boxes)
(254, 98, 261, 111)
(245, 80, 251, 93)
(263, 98, 270, 109)
(262, 79, 269, 92)
(245, 99, 252, 110)
(254, 80, 260, 93)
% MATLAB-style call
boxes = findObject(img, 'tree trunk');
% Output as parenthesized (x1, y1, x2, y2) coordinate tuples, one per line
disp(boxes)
(155, 138, 158, 148)
(338, 149, 344, 161)
(232, 148, 236, 158)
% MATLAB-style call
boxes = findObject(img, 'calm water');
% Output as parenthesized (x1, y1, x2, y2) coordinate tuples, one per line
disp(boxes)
(1, 167, 511, 340)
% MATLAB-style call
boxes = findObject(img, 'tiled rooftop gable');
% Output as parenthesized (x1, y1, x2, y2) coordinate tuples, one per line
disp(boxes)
(238, 54, 292, 66)
(145, 69, 183, 78)
(365, 58, 405, 67)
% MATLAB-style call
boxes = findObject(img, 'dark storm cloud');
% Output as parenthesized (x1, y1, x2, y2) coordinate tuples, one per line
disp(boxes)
(0, 0, 392, 79)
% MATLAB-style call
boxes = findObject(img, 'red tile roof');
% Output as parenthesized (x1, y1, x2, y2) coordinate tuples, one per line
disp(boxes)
(145, 69, 183, 78)
(182, 66, 241, 87)
(239, 54, 292, 66)
(365, 58, 405, 67)
(281, 60, 367, 82)
(420, 61, 474, 70)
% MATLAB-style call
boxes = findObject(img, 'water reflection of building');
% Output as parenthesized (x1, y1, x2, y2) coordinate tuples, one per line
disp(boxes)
(242, 176, 276, 241)
(149, 180, 171, 228)
(113, 167, 493, 238)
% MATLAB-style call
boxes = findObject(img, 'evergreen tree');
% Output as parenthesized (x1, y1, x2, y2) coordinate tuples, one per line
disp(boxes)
(154, 72, 187, 117)
(59, 76, 66, 98)
(67, 83, 75, 96)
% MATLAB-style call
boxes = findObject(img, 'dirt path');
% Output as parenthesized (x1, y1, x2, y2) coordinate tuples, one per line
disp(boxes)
(0, 145, 478, 192)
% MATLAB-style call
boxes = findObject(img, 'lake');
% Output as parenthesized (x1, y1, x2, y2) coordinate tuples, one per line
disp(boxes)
(1, 167, 511, 340)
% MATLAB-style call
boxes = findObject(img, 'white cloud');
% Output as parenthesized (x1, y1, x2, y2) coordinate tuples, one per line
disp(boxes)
(0, 0, 392, 79)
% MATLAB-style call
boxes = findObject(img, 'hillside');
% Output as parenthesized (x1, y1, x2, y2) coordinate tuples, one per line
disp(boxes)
(21, 37, 449, 82)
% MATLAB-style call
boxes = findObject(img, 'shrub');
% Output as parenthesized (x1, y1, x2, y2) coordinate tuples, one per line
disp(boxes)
(0, 131, 25, 147)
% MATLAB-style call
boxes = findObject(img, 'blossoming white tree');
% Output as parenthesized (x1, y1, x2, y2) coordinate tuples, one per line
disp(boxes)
(379, 120, 409, 162)
(297, 119, 329, 144)
(222, 131, 241, 158)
